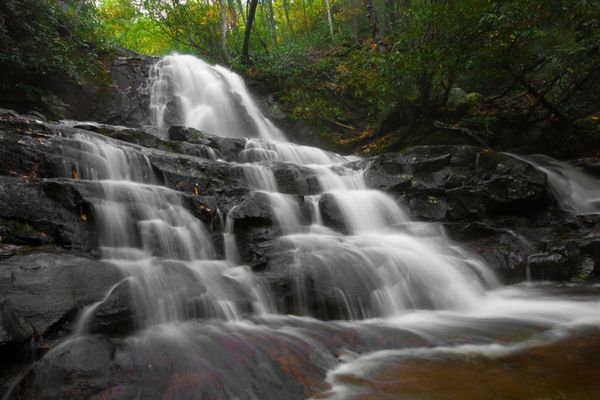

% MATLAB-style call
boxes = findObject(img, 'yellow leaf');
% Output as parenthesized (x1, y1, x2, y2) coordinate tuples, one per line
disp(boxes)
(80, 214, 87, 221)
(194, 183, 201, 196)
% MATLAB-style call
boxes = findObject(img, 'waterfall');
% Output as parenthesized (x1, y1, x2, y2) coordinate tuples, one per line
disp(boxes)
(144, 54, 497, 321)
(20, 54, 597, 400)
(61, 132, 274, 328)
(150, 54, 285, 141)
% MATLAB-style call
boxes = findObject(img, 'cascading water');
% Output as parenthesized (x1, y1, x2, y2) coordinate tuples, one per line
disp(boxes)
(510, 153, 600, 215)
(150, 54, 285, 141)
(60, 132, 274, 327)
(13, 54, 599, 399)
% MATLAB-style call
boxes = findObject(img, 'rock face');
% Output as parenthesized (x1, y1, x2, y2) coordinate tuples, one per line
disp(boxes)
(229, 192, 278, 271)
(0, 251, 121, 352)
(355, 145, 549, 221)
(1, 109, 599, 288)
(352, 145, 599, 281)
(1, 108, 600, 397)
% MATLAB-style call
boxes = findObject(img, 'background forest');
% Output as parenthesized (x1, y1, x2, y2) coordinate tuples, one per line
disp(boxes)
(1, 0, 599, 155)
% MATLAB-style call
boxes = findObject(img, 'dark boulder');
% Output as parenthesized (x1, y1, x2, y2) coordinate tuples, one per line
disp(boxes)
(12, 335, 118, 400)
(445, 213, 600, 283)
(0, 114, 64, 179)
(168, 125, 201, 141)
(0, 251, 121, 352)
(148, 151, 249, 224)
(357, 146, 549, 221)
(271, 162, 321, 195)
(166, 126, 248, 162)
(73, 123, 166, 149)
(89, 279, 136, 337)
(318, 193, 347, 234)
(0, 177, 98, 252)
(229, 193, 278, 270)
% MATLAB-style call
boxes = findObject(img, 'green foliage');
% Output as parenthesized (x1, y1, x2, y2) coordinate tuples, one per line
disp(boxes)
(2, 0, 598, 151)
(0, 0, 107, 77)
(96, 0, 171, 55)
(0, 0, 109, 110)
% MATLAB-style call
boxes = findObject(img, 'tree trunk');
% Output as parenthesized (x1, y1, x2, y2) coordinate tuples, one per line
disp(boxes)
(228, 0, 238, 29)
(301, 0, 310, 33)
(324, 0, 334, 40)
(363, 0, 382, 44)
(350, 0, 359, 44)
(241, 0, 259, 64)
(265, 0, 278, 48)
(384, 0, 395, 31)
(418, 71, 433, 115)
(282, 0, 294, 35)
(218, 0, 229, 62)
(237, 0, 246, 24)
(74, 0, 86, 15)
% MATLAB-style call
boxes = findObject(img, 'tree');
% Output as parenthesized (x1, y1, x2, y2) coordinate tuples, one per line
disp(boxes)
(218, 0, 229, 61)
(282, 0, 294, 35)
(241, 0, 259, 64)
(324, 0, 334, 40)
(364, 0, 381, 44)
(265, 0, 278, 48)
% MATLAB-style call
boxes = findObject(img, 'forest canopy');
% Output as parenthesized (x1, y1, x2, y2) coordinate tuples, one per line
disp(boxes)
(1, 0, 599, 153)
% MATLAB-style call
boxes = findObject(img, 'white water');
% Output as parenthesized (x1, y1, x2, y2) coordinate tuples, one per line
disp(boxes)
(34, 54, 600, 399)
(510, 153, 600, 215)
(150, 54, 285, 141)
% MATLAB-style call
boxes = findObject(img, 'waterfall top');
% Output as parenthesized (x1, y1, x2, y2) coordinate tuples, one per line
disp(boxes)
(150, 54, 286, 142)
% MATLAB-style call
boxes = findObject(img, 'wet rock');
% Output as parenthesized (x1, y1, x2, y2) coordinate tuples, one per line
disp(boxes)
(522, 253, 566, 280)
(0, 177, 98, 251)
(168, 125, 201, 141)
(408, 196, 448, 220)
(358, 146, 549, 221)
(230, 192, 275, 224)
(0, 297, 32, 349)
(318, 193, 347, 234)
(577, 157, 600, 177)
(165, 126, 249, 162)
(73, 123, 166, 149)
(98, 56, 156, 126)
(90, 279, 136, 337)
(444, 212, 600, 283)
(13, 336, 117, 400)
(187, 135, 247, 162)
(0, 252, 121, 352)
(0, 118, 64, 179)
(271, 163, 321, 195)
(151, 151, 243, 193)
(230, 193, 277, 270)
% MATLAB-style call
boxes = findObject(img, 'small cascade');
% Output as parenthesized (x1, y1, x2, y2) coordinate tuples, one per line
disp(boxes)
(150, 54, 285, 141)
(227, 136, 498, 318)
(510, 153, 600, 215)
(61, 130, 272, 327)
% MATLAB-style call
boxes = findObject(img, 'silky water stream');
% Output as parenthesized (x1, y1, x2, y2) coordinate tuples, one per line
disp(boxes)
(16, 54, 600, 399)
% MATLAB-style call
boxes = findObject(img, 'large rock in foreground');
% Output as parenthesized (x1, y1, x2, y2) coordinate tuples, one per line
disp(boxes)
(0, 251, 121, 353)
